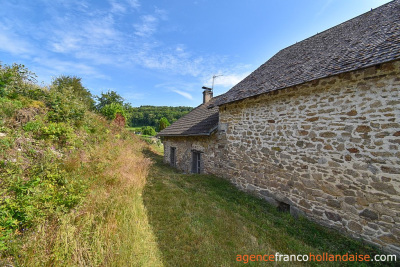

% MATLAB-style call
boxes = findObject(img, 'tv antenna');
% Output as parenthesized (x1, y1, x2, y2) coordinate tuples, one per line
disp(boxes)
(202, 74, 223, 92)
(211, 74, 223, 90)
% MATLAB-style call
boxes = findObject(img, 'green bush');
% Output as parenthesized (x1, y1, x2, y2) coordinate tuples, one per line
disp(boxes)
(100, 102, 126, 120)
(141, 126, 156, 136)
(158, 117, 170, 131)
(23, 120, 43, 133)
(40, 122, 75, 144)
(0, 97, 23, 119)
(0, 63, 37, 99)
(45, 90, 86, 125)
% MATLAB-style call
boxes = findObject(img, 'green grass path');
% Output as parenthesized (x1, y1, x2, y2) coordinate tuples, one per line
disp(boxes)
(142, 149, 391, 266)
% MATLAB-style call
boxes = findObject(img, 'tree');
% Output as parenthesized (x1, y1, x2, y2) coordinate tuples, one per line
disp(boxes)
(159, 117, 170, 131)
(141, 126, 156, 136)
(0, 62, 38, 98)
(96, 90, 124, 111)
(51, 75, 94, 109)
(100, 102, 126, 121)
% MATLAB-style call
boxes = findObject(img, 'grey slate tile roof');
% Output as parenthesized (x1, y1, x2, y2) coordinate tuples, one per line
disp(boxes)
(157, 96, 220, 137)
(215, 0, 400, 106)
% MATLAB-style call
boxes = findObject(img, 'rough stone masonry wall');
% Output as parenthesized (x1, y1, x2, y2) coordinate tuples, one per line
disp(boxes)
(216, 60, 400, 254)
(163, 134, 222, 174)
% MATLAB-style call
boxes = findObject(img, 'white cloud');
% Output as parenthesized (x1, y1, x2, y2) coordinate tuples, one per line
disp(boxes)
(123, 91, 145, 101)
(109, 0, 127, 14)
(171, 89, 193, 100)
(32, 57, 109, 80)
(207, 72, 250, 88)
(0, 23, 31, 55)
(134, 15, 158, 37)
(127, 0, 140, 9)
(51, 35, 81, 53)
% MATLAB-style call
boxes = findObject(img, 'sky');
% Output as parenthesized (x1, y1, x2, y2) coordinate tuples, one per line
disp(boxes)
(0, 0, 393, 107)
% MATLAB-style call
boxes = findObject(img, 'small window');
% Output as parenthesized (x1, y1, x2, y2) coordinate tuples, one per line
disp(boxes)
(191, 151, 201, 174)
(170, 147, 176, 167)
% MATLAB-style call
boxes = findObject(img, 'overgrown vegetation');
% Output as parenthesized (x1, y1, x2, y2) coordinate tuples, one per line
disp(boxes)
(0, 62, 155, 264)
(1, 62, 394, 266)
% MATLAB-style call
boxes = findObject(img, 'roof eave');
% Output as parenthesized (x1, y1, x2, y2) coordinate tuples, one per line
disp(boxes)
(157, 124, 218, 138)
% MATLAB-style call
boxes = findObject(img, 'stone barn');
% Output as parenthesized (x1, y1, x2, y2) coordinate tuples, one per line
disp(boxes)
(158, 0, 400, 254)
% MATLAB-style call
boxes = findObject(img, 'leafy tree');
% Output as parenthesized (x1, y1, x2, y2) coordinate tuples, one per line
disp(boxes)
(141, 126, 156, 136)
(100, 102, 126, 121)
(96, 90, 124, 111)
(0, 62, 38, 98)
(159, 117, 170, 131)
(51, 75, 94, 109)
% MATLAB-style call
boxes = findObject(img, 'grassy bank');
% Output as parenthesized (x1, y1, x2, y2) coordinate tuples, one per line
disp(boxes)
(3, 132, 163, 266)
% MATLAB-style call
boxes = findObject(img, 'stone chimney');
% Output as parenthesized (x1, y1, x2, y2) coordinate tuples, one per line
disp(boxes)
(202, 88, 213, 104)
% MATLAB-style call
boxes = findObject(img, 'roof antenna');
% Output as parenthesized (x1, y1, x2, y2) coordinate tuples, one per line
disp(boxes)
(202, 74, 223, 92)
(211, 74, 223, 91)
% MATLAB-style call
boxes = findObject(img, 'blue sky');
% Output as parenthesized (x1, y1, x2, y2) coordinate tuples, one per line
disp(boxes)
(0, 0, 392, 107)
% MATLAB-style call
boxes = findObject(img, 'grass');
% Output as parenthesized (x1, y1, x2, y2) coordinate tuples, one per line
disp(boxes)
(142, 148, 394, 266)
(2, 134, 395, 266)
(3, 133, 163, 266)
(126, 127, 142, 133)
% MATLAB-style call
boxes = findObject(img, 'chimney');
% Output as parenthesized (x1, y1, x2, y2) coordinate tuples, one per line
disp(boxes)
(202, 87, 213, 104)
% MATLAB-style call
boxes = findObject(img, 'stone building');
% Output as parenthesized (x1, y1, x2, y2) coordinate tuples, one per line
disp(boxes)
(158, 0, 400, 254)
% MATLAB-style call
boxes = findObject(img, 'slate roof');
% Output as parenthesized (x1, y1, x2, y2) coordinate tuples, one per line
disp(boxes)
(216, 0, 400, 106)
(157, 96, 220, 137)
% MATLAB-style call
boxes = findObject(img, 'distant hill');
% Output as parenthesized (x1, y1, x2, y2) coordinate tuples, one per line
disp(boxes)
(128, 105, 193, 128)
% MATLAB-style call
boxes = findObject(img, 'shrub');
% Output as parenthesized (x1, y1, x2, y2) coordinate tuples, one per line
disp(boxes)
(52, 75, 95, 110)
(40, 122, 75, 145)
(23, 120, 43, 133)
(141, 126, 156, 136)
(158, 117, 170, 131)
(0, 63, 37, 99)
(0, 97, 23, 119)
(45, 90, 86, 125)
(100, 102, 126, 121)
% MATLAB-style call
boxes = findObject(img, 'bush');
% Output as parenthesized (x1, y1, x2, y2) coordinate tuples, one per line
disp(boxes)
(100, 102, 126, 121)
(0, 97, 23, 119)
(45, 90, 86, 125)
(141, 126, 156, 136)
(158, 117, 170, 131)
(0, 63, 37, 99)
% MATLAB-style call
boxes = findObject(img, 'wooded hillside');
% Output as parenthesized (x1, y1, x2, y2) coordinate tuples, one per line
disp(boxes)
(127, 106, 193, 127)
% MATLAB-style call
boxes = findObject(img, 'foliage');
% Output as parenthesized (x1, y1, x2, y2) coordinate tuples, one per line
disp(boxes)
(100, 102, 126, 121)
(5, 135, 161, 266)
(0, 62, 37, 99)
(141, 126, 156, 136)
(127, 105, 192, 128)
(0, 62, 107, 255)
(51, 75, 95, 110)
(45, 90, 86, 125)
(95, 90, 124, 111)
(158, 117, 170, 131)
(0, 97, 23, 119)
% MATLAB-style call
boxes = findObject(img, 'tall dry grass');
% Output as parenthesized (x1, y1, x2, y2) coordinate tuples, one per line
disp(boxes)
(13, 133, 163, 266)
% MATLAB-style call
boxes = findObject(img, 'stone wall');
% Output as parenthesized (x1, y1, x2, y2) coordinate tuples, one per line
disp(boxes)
(216, 60, 400, 254)
(162, 60, 400, 254)
(163, 133, 224, 174)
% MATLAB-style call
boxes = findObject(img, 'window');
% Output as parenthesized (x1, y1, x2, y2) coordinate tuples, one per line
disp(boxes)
(191, 151, 201, 174)
(170, 147, 176, 167)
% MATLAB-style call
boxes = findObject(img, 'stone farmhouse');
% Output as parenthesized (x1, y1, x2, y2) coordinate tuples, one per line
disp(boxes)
(158, 0, 400, 254)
